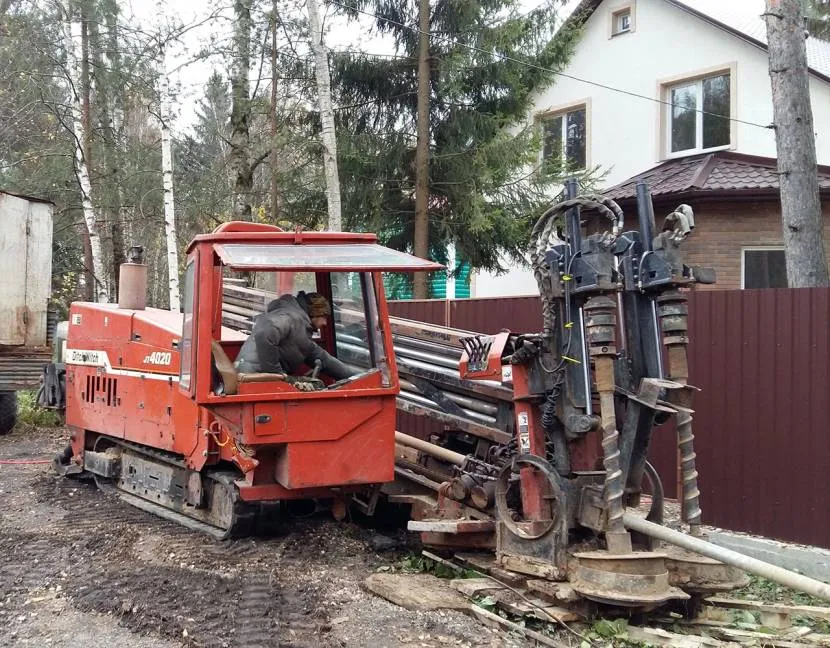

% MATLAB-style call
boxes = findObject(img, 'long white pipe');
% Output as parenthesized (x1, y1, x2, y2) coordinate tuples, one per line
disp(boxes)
(623, 512, 830, 602)
(395, 431, 466, 467)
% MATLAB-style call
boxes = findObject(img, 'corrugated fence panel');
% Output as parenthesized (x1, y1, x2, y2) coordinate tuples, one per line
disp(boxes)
(450, 297, 543, 334)
(688, 288, 830, 548)
(387, 299, 447, 327)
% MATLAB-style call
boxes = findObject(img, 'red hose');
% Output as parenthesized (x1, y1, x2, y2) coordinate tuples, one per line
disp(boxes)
(0, 458, 52, 465)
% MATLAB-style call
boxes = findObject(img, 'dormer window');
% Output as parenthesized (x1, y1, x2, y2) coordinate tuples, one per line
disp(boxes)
(611, 5, 634, 36)
(616, 10, 630, 33)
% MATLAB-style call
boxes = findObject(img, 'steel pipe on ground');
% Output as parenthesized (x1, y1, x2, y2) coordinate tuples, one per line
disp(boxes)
(395, 431, 466, 467)
(622, 512, 830, 602)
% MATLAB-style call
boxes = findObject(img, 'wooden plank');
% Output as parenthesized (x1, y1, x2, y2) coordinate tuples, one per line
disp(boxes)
(469, 605, 570, 648)
(706, 626, 830, 648)
(363, 573, 470, 611)
(707, 597, 830, 622)
(488, 589, 579, 622)
(526, 579, 581, 604)
(500, 553, 562, 580)
(450, 577, 503, 598)
(625, 626, 735, 648)
(454, 552, 528, 587)
(408, 519, 495, 534)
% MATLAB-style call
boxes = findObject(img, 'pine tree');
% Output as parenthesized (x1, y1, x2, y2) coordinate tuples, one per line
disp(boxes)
(332, 0, 582, 293)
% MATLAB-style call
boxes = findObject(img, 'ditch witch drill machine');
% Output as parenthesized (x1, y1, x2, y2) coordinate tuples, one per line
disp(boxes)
(47, 187, 830, 611)
(51, 222, 442, 536)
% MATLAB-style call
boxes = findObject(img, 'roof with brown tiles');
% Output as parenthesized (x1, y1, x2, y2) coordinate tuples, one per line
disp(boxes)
(602, 152, 830, 203)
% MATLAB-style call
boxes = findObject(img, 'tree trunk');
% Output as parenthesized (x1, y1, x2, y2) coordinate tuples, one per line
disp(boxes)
(270, 0, 281, 222)
(229, 0, 254, 221)
(66, 16, 107, 302)
(78, 13, 113, 294)
(77, 11, 93, 300)
(89, 12, 125, 295)
(413, 0, 431, 298)
(765, 0, 829, 287)
(307, 0, 342, 231)
(159, 49, 181, 311)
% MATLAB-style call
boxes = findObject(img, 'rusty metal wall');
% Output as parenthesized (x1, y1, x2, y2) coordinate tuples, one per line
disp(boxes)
(389, 289, 830, 548)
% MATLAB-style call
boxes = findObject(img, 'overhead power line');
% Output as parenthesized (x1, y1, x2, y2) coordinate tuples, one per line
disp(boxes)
(324, 0, 774, 131)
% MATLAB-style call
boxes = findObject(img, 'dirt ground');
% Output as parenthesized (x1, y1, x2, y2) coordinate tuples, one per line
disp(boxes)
(0, 426, 536, 648)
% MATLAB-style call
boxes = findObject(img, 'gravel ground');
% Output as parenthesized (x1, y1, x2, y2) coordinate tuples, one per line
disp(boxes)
(0, 425, 535, 648)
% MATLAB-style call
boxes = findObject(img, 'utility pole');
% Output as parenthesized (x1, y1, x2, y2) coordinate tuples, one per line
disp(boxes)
(413, 0, 431, 299)
(764, 0, 829, 287)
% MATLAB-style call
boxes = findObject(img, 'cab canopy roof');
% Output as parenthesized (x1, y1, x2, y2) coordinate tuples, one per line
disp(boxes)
(187, 223, 443, 272)
(214, 242, 442, 272)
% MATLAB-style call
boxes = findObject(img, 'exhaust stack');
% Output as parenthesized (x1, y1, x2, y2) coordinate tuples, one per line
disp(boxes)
(118, 245, 147, 310)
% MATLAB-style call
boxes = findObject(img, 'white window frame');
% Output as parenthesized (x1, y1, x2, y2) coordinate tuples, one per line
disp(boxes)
(609, 2, 635, 37)
(660, 65, 736, 160)
(740, 246, 786, 289)
(537, 99, 591, 173)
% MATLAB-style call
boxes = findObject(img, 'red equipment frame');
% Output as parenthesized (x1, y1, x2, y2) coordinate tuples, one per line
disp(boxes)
(64, 223, 442, 503)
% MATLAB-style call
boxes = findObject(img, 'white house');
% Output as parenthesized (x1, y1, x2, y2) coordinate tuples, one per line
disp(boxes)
(471, 0, 830, 297)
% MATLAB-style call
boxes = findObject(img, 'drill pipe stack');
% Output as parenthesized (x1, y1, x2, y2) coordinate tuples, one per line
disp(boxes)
(222, 282, 515, 448)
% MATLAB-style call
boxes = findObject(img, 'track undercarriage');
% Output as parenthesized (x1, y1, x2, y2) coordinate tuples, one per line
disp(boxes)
(59, 434, 267, 539)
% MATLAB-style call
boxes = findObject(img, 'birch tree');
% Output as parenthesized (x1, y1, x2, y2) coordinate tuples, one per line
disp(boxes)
(63, 10, 108, 302)
(307, 0, 341, 231)
(158, 47, 180, 311)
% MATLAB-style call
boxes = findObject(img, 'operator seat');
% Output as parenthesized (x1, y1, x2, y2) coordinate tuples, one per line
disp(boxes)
(210, 340, 286, 396)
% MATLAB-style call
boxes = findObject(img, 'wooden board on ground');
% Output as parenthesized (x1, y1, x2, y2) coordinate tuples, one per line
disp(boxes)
(526, 579, 581, 604)
(450, 577, 502, 598)
(363, 573, 470, 611)
(454, 552, 528, 587)
(625, 625, 738, 648)
(706, 596, 830, 622)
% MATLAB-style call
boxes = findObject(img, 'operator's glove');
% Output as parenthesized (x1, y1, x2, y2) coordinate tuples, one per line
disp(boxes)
(285, 375, 325, 392)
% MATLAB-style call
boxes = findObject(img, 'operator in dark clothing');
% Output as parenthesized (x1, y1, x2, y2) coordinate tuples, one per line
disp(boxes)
(234, 291, 355, 387)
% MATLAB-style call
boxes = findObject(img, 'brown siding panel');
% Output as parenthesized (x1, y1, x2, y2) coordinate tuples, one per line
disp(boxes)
(387, 299, 447, 326)
(450, 297, 543, 334)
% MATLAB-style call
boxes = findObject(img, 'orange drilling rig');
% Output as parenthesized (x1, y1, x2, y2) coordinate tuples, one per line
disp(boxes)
(44, 189, 830, 610)
(50, 222, 440, 537)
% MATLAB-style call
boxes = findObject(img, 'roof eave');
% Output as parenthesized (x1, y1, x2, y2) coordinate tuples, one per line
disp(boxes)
(662, 0, 830, 85)
(610, 186, 830, 207)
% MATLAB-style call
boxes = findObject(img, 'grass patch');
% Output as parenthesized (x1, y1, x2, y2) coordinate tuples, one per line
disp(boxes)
(376, 551, 480, 579)
(17, 390, 62, 427)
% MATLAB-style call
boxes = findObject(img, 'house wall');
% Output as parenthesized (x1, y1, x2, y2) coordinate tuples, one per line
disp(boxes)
(472, 0, 830, 297)
(663, 200, 830, 291)
(530, 0, 830, 188)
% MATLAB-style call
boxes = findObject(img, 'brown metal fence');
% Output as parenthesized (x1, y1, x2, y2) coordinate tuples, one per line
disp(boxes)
(390, 289, 830, 548)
